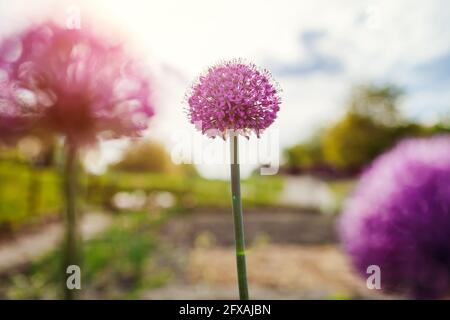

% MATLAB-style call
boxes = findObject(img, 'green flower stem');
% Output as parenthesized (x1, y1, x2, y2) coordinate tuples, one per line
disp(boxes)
(62, 142, 80, 300)
(230, 133, 249, 300)
(26, 164, 40, 217)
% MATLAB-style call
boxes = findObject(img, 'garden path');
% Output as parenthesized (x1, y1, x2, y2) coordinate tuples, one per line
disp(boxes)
(0, 213, 112, 272)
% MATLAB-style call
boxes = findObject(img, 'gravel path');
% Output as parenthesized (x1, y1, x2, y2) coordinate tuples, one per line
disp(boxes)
(0, 213, 112, 272)
(144, 210, 386, 299)
(279, 176, 337, 212)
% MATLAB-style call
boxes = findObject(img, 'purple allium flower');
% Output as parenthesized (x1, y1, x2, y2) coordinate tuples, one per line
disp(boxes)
(339, 135, 450, 299)
(186, 60, 280, 138)
(0, 56, 34, 143)
(0, 22, 154, 145)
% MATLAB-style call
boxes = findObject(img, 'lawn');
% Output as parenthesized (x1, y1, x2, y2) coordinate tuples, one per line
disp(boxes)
(89, 170, 284, 208)
(0, 160, 285, 230)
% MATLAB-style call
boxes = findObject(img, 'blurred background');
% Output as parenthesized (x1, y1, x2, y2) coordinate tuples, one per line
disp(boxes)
(0, 0, 449, 299)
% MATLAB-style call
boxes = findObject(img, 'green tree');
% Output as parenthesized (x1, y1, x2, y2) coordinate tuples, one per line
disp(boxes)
(112, 141, 174, 173)
(285, 139, 323, 170)
(322, 113, 394, 170)
(111, 140, 197, 176)
(348, 84, 404, 126)
(321, 83, 404, 171)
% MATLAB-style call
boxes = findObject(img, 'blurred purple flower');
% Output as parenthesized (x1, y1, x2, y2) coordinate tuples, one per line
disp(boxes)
(0, 53, 33, 143)
(339, 135, 450, 299)
(186, 60, 280, 138)
(0, 22, 154, 145)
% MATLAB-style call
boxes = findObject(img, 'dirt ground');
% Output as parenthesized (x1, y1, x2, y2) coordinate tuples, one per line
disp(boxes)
(144, 209, 385, 299)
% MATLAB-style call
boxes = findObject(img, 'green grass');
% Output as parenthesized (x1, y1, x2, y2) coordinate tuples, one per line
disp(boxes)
(0, 210, 171, 299)
(0, 160, 285, 229)
(89, 171, 285, 209)
(0, 161, 61, 229)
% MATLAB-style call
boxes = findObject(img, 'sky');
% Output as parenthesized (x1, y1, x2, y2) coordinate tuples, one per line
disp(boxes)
(0, 0, 449, 178)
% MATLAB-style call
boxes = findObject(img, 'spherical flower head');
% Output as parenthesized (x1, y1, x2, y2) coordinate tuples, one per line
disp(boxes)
(186, 60, 280, 139)
(0, 51, 33, 144)
(0, 22, 155, 146)
(339, 135, 450, 299)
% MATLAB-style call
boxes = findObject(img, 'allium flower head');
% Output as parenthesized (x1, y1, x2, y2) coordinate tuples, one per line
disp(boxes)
(339, 135, 450, 299)
(186, 60, 280, 138)
(0, 22, 154, 145)
(0, 49, 33, 143)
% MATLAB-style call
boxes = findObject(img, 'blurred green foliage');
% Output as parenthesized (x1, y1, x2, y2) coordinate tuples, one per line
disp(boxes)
(347, 84, 404, 126)
(0, 210, 170, 299)
(285, 137, 323, 170)
(0, 160, 284, 229)
(321, 113, 395, 170)
(285, 83, 449, 174)
(89, 171, 284, 209)
(0, 161, 61, 230)
(111, 140, 197, 176)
